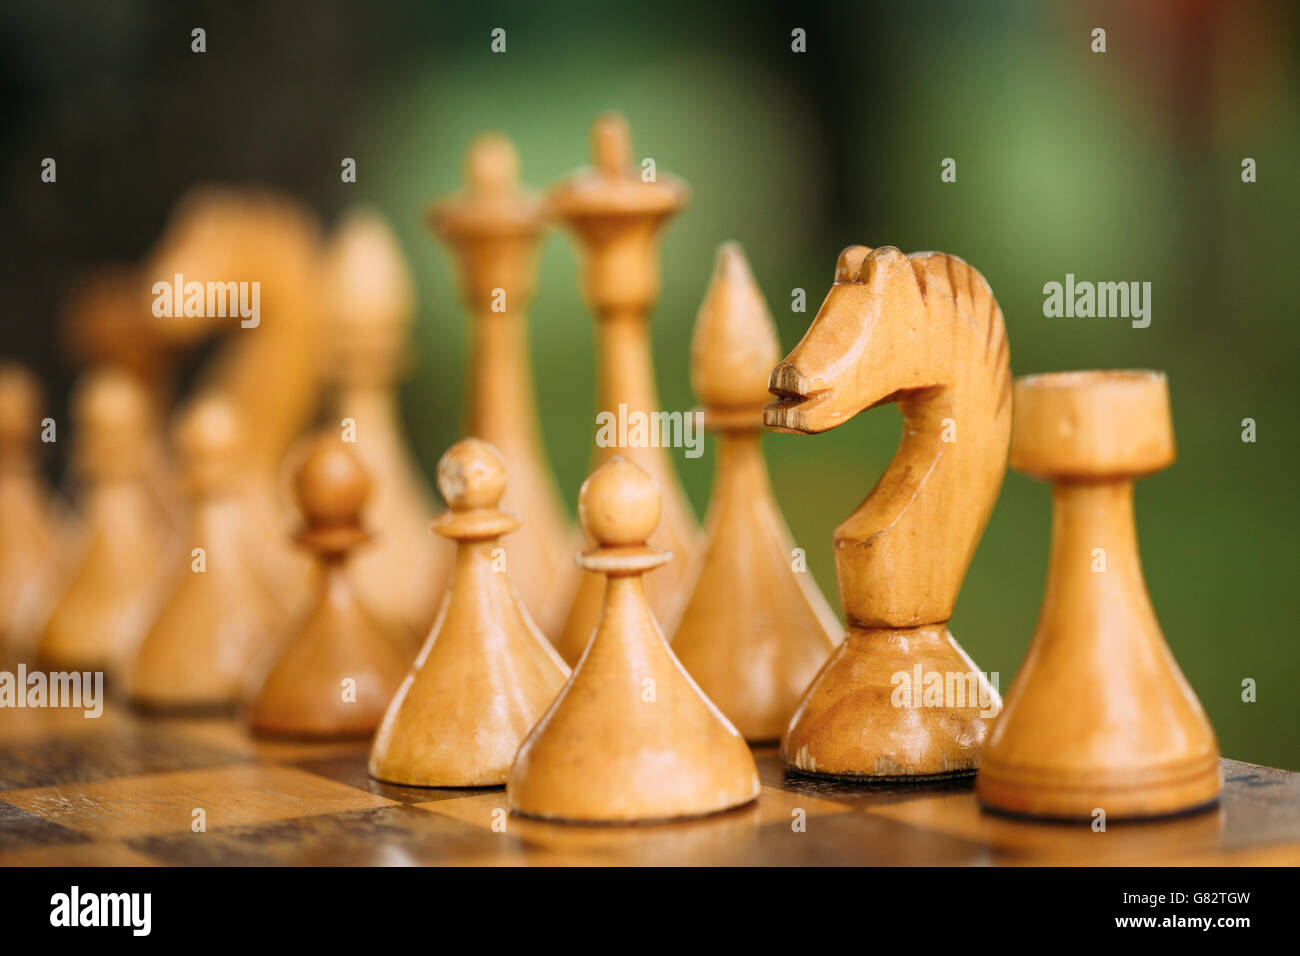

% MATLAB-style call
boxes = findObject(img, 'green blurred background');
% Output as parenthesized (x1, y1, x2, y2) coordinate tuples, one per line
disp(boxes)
(2, 0, 1297, 768)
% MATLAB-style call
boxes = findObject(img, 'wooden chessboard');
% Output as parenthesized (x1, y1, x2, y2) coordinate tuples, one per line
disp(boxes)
(1, 703, 1298, 867)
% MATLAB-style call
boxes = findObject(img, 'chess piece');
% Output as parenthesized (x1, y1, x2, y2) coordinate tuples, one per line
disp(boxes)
(128, 396, 286, 711)
(321, 208, 452, 647)
(507, 457, 758, 822)
(766, 246, 1007, 778)
(977, 370, 1221, 819)
(38, 368, 175, 674)
(61, 264, 180, 421)
(251, 434, 408, 737)
(550, 113, 698, 664)
(0, 363, 64, 664)
(667, 243, 840, 742)
(60, 265, 184, 530)
(428, 134, 578, 637)
(369, 438, 569, 786)
(145, 188, 323, 610)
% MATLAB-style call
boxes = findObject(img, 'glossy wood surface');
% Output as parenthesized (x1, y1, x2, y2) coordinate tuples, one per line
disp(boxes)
(322, 209, 452, 649)
(250, 434, 407, 738)
(549, 114, 699, 664)
(767, 246, 1009, 778)
(667, 243, 840, 742)
(429, 135, 578, 637)
(977, 370, 1221, 819)
(368, 438, 569, 787)
(507, 457, 758, 822)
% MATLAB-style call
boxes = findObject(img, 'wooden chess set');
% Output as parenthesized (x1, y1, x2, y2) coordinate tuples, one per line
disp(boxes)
(1, 114, 1298, 868)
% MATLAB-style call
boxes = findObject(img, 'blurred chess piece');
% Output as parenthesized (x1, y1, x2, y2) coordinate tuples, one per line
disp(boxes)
(977, 371, 1221, 819)
(0, 363, 65, 664)
(128, 396, 286, 711)
(145, 187, 324, 612)
(550, 113, 698, 664)
(507, 457, 758, 823)
(369, 438, 569, 786)
(321, 208, 452, 648)
(59, 265, 184, 532)
(667, 243, 840, 742)
(60, 264, 180, 421)
(38, 368, 175, 674)
(251, 434, 407, 737)
(428, 134, 578, 637)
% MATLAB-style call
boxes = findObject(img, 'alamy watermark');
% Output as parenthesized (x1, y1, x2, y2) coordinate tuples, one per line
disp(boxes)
(1042, 274, 1150, 328)
(50, 886, 150, 936)
(891, 665, 1001, 718)
(0, 665, 103, 717)
(595, 404, 703, 459)
(152, 273, 260, 328)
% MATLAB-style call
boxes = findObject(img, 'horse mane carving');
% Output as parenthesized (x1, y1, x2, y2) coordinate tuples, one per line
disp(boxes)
(765, 245, 1010, 629)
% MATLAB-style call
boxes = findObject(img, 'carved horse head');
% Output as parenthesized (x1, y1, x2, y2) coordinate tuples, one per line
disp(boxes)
(765, 245, 1011, 628)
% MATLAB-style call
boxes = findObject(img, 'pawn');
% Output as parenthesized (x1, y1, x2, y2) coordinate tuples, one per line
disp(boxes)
(39, 368, 175, 674)
(667, 244, 841, 742)
(369, 438, 569, 786)
(977, 371, 1221, 819)
(128, 397, 286, 710)
(251, 435, 407, 737)
(0, 363, 65, 664)
(507, 457, 759, 823)
(59, 265, 185, 533)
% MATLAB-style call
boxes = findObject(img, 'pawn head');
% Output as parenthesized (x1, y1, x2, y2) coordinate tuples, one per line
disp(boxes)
(579, 456, 661, 547)
(176, 394, 241, 465)
(437, 438, 507, 511)
(295, 436, 370, 528)
(74, 366, 150, 433)
(71, 367, 154, 479)
(175, 395, 243, 493)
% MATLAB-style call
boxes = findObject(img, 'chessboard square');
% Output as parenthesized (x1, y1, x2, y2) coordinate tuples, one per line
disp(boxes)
(289, 752, 481, 805)
(0, 764, 394, 839)
(753, 785, 852, 825)
(863, 789, 1231, 865)
(0, 703, 132, 742)
(0, 800, 87, 852)
(129, 804, 540, 866)
(418, 793, 760, 866)
(738, 810, 995, 866)
(159, 716, 373, 763)
(858, 759, 1300, 866)
(0, 725, 251, 791)
(0, 839, 159, 866)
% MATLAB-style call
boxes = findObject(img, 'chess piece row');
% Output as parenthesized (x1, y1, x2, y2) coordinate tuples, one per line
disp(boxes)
(0, 110, 1220, 824)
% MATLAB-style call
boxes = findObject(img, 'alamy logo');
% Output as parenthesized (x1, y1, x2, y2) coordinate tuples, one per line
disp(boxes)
(152, 273, 260, 328)
(50, 886, 151, 936)
(595, 404, 704, 459)
(891, 665, 1001, 718)
(1042, 274, 1151, 328)
(0, 665, 102, 717)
